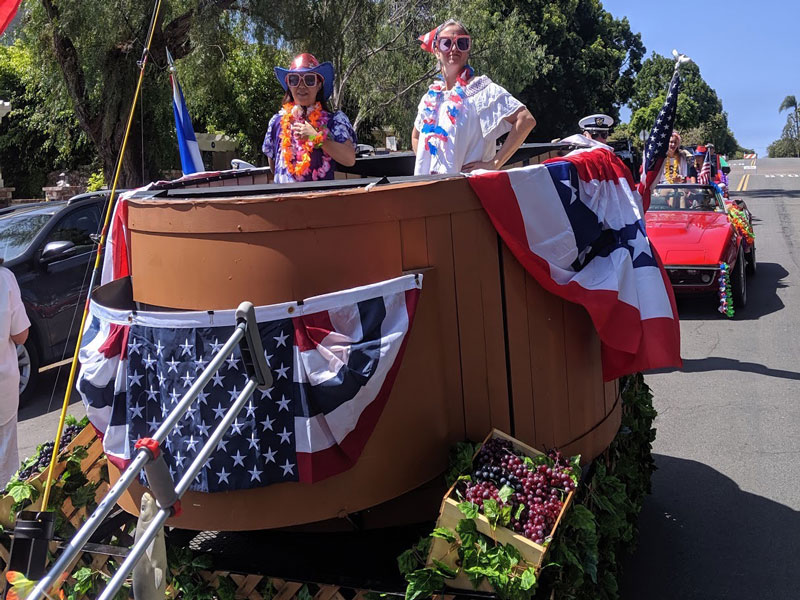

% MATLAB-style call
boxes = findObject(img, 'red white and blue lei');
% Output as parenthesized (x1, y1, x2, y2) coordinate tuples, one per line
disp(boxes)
(420, 66, 474, 156)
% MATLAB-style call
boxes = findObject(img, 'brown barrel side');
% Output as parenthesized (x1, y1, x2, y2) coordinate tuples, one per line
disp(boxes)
(121, 175, 620, 530)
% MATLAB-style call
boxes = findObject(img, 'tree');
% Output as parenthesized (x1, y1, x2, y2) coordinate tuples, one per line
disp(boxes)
(21, 0, 245, 187)
(772, 94, 800, 157)
(627, 53, 742, 156)
(509, 0, 645, 142)
(0, 41, 93, 196)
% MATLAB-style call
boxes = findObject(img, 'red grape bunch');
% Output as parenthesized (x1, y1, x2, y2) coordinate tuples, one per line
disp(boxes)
(460, 438, 576, 545)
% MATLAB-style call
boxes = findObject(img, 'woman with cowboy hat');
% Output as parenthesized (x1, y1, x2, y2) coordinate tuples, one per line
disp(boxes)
(263, 53, 357, 183)
(411, 20, 536, 176)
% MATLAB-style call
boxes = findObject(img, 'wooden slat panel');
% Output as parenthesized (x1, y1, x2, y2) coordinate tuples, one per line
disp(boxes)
(501, 244, 535, 443)
(451, 209, 509, 439)
(562, 302, 604, 446)
(425, 214, 465, 442)
(399, 218, 428, 271)
(525, 276, 568, 450)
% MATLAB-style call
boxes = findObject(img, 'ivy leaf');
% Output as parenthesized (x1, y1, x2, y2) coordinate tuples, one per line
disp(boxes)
(514, 503, 525, 521)
(498, 485, 514, 504)
(431, 559, 458, 579)
(405, 568, 444, 600)
(520, 567, 537, 590)
(6, 480, 35, 503)
(499, 504, 512, 528)
(397, 549, 418, 575)
(431, 528, 456, 543)
(568, 505, 596, 533)
(483, 499, 499, 522)
(457, 501, 479, 520)
(297, 584, 313, 600)
(456, 518, 478, 547)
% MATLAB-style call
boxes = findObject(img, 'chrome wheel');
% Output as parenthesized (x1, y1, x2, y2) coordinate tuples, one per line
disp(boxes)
(17, 343, 31, 396)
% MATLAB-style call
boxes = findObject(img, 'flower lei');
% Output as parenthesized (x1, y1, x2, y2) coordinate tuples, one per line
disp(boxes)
(279, 102, 331, 181)
(664, 156, 681, 183)
(420, 66, 474, 157)
(718, 262, 734, 318)
(728, 205, 754, 245)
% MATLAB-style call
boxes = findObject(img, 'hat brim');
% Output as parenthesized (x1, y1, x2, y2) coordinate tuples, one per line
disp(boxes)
(274, 62, 335, 101)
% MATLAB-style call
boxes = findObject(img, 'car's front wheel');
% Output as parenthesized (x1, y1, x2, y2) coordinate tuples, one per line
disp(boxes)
(17, 339, 39, 405)
(746, 244, 757, 276)
(731, 246, 747, 310)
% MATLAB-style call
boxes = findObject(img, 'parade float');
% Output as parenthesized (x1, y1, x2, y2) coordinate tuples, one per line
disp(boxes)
(0, 3, 690, 591)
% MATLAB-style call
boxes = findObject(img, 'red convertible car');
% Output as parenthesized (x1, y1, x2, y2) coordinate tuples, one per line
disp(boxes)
(646, 184, 755, 310)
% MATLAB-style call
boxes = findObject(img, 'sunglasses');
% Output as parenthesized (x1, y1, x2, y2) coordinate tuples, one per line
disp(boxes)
(437, 35, 471, 53)
(286, 73, 320, 88)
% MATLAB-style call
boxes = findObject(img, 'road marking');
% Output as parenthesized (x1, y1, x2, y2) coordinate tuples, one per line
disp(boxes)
(743, 165, 757, 170)
(736, 173, 750, 192)
(790, 174, 799, 178)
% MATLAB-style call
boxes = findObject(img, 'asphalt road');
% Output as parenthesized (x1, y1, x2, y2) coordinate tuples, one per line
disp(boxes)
(623, 157, 800, 599)
(17, 363, 85, 463)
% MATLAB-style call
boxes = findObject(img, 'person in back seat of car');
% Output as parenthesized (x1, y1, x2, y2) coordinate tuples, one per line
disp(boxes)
(0, 258, 30, 487)
(659, 132, 692, 183)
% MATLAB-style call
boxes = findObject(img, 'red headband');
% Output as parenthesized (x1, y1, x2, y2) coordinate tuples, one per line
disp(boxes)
(418, 27, 438, 53)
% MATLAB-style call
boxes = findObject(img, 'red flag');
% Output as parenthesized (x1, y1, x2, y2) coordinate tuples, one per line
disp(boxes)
(418, 27, 437, 53)
(0, 0, 21, 36)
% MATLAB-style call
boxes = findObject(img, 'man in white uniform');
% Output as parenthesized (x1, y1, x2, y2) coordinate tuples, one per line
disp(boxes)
(559, 114, 615, 156)
(0, 259, 30, 487)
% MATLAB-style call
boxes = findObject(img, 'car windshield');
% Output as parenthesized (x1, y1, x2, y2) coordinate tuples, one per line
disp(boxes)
(0, 212, 53, 261)
(650, 185, 723, 212)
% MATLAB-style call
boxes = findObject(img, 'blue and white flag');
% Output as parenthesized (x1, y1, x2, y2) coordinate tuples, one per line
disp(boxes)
(167, 49, 204, 175)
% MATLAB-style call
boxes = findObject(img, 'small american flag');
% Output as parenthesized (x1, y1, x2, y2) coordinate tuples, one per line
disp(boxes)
(638, 69, 681, 211)
(697, 150, 712, 185)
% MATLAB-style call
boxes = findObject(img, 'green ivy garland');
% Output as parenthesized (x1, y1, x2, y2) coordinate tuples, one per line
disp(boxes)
(400, 373, 658, 600)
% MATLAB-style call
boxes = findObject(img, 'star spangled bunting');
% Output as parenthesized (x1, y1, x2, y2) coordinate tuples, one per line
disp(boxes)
(76, 274, 422, 493)
(639, 69, 681, 211)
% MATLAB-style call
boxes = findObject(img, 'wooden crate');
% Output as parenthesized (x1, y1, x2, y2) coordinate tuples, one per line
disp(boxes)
(428, 429, 574, 592)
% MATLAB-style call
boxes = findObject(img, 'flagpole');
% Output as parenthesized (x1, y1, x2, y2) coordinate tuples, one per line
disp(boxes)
(39, 0, 164, 513)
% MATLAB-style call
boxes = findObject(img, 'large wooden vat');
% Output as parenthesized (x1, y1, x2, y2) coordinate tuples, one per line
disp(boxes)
(112, 166, 621, 531)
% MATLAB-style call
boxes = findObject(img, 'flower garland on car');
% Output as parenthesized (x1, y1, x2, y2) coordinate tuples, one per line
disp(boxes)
(279, 102, 331, 180)
(420, 66, 474, 156)
(718, 262, 734, 318)
(728, 205, 754, 245)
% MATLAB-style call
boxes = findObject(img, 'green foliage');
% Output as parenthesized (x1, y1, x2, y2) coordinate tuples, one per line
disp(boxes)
(512, 0, 645, 142)
(399, 374, 658, 600)
(769, 94, 800, 157)
(444, 441, 480, 487)
(627, 53, 743, 156)
(0, 41, 93, 196)
(402, 516, 540, 600)
(539, 373, 657, 600)
(86, 170, 105, 191)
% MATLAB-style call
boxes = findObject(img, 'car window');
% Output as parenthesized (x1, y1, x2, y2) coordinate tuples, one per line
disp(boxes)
(650, 186, 723, 212)
(46, 205, 101, 253)
(0, 212, 53, 261)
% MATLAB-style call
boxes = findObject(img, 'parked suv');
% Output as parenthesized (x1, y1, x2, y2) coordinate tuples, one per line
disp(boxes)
(0, 192, 111, 402)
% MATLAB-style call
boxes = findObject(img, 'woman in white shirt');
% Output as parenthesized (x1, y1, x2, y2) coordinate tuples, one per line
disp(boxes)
(0, 259, 30, 487)
(411, 20, 536, 176)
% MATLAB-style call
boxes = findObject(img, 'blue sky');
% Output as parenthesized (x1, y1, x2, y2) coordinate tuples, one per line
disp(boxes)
(601, 0, 798, 156)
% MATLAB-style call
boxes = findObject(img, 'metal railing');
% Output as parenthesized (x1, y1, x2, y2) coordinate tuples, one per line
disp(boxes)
(28, 301, 271, 600)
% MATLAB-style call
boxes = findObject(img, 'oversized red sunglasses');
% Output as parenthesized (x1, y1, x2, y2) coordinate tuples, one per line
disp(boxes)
(437, 35, 471, 52)
(286, 73, 320, 88)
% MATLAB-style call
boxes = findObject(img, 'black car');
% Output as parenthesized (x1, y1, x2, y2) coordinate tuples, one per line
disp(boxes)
(0, 192, 110, 402)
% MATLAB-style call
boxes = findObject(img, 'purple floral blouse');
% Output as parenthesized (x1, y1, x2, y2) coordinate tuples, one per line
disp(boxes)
(262, 110, 357, 183)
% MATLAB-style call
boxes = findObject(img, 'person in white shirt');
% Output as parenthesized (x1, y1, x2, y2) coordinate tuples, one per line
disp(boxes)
(0, 259, 30, 487)
(411, 20, 536, 176)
